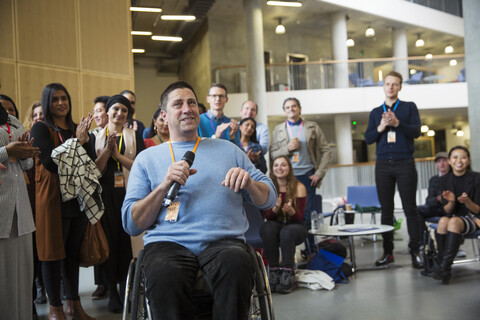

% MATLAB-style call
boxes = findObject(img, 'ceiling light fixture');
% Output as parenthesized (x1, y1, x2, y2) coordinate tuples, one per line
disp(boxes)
(445, 45, 454, 53)
(425, 53, 433, 60)
(410, 69, 417, 75)
(456, 129, 464, 137)
(415, 33, 424, 47)
(130, 7, 162, 13)
(267, 1, 302, 7)
(131, 31, 153, 36)
(365, 26, 375, 37)
(151, 35, 183, 42)
(132, 49, 145, 53)
(421, 125, 429, 133)
(450, 59, 457, 66)
(161, 15, 196, 21)
(346, 38, 355, 47)
(427, 130, 435, 137)
(275, 18, 286, 34)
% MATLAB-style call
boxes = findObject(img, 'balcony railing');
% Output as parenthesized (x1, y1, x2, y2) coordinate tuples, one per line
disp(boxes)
(213, 54, 465, 94)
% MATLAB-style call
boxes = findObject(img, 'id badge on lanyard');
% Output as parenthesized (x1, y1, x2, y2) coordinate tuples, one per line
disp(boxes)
(114, 171, 125, 188)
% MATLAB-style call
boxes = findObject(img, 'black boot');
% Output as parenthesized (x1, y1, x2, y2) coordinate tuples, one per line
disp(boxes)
(433, 231, 462, 284)
(434, 232, 446, 261)
(34, 276, 47, 304)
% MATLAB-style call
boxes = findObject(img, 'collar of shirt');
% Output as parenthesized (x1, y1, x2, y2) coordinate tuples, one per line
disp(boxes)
(206, 110, 226, 123)
(286, 118, 303, 126)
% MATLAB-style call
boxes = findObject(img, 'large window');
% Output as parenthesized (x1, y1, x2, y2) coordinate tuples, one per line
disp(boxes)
(408, 0, 463, 16)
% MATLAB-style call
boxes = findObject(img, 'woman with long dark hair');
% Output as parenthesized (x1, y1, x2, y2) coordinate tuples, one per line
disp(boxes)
(433, 146, 480, 284)
(144, 108, 169, 148)
(260, 155, 307, 294)
(88, 95, 145, 313)
(235, 117, 267, 173)
(30, 83, 94, 320)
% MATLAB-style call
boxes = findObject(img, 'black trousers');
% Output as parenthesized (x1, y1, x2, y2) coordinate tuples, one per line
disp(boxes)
(375, 158, 422, 254)
(142, 239, 254, 320)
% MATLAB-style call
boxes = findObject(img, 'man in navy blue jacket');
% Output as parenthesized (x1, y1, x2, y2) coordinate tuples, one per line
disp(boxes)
(365, 71, 423, 269)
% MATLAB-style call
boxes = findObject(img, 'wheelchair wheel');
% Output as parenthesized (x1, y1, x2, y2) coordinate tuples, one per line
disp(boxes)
(123, 250, 152, 320)
(247, 246, 275, 320)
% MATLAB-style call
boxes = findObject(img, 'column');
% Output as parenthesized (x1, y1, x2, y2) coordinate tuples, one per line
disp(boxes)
(392, 27, 409, 82)
(243, 0, 267, 126)
(334, 114, 353, 165)
(331, 12, 349, 88)
(463, 0, 480, 170)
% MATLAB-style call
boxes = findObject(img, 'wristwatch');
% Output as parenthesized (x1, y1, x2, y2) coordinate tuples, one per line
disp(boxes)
(211, 134, 217, 139)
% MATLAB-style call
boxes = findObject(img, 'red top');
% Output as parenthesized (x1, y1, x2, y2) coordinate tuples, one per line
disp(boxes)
(263, 192, 306, 224)
(143, 138, 157, 149)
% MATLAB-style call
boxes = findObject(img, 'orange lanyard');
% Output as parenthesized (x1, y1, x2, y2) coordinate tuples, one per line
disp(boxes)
(168, 137, 200, 163)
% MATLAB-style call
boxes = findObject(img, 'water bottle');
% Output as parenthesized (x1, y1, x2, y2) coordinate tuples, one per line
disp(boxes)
(337, 208, 346, 226)
(311, 210, 319, 231)
(318, 212, 325, 232)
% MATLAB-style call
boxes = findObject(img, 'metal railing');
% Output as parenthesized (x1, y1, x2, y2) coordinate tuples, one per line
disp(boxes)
(213, 54, 465, 94)
(318, 158, 436, 205)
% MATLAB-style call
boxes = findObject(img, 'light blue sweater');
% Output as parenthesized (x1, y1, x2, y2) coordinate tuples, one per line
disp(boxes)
(122, 138, 277, 255)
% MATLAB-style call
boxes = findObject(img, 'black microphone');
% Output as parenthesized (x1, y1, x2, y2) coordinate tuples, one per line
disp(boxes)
(163, 151, 195, 207)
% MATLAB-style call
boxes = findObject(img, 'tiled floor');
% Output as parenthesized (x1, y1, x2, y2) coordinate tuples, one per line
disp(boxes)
(36, 213, 480, 320)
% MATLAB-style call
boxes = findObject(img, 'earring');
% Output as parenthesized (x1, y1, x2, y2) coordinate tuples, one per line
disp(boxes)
(154, 126, 158, 133)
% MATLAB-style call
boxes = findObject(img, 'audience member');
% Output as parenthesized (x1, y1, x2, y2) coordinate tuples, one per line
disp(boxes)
(433, 146, 480, 284)
(240, 100, 269, 154)
(121, 81, 276, 319)
(23, 101, 48, 307)
(0, 94, 19, 118)
(88, 95, 145, 313)
(91, 96, 109, 136)
(270, 97, 331, 254)
(198, 102, 207, 114)
(0, 101, 40, 320)
(236, 117, 267, 173)
(364, 71, 423, 268)
(120, 90, 146, 137)
(30, 83, 95, 320)
(261, 155, 307, 294)
(198, 83, 240, 143)
(144, 108, 169, 148)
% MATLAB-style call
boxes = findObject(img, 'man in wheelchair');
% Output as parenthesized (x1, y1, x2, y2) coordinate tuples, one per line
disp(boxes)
(122, 81, 277, 319)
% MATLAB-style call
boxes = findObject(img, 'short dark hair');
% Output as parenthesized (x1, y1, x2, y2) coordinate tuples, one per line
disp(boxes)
(0, 94, 19, 118)
(282, 97, 301, 111)
(385, 71, 403, 85)
(209, 83, 228, 96)
(120, 90, 136, 98)
(41, 83, 76, 133)
(94, 95, 109, 105)
(158, 81, 198, 112)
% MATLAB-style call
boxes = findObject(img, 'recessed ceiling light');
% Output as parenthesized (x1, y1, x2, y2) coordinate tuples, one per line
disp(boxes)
(161, 15, 196, 21)
(131, 31, 152, 36)
(130, 7, 162, 13)
(267, 1, 302, 7)
(151, 36, 183, 42)
(132, 49, 145, 53)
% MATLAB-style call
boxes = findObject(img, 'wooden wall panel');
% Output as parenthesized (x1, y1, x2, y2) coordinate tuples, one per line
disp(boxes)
(0, 0, 15, 59)
(18, 65, 81, 122)
(0, 62, 17, 102)
(79, 0, 131, 76)
(81, 74, 132, 114)
(16, 0, 78, 68)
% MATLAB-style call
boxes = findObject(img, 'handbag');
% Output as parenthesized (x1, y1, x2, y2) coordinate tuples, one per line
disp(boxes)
(307, 249, 348, 283)
(79, 221, 109, 267)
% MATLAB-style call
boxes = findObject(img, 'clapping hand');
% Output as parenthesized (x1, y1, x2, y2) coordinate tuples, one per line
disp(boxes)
(76, 113, 93, 144)
(442, 190, 456, 202)
(282, 199, 295, 216)
(247, 149, 261, 163)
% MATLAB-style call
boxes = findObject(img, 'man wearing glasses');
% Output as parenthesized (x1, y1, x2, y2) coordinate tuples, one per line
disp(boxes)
(198, 83, 239, 144)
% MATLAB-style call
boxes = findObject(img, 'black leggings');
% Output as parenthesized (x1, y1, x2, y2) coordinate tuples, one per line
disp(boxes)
(42, 215, 87, 306)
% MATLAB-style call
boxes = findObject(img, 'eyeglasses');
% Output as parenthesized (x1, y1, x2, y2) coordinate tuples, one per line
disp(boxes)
(208, 94, 226, 99)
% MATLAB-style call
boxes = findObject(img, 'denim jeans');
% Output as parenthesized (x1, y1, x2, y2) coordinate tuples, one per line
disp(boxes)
(375, 158, 422, 254)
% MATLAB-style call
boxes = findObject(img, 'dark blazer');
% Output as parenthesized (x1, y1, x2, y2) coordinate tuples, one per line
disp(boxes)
(438, 170, 480, 217)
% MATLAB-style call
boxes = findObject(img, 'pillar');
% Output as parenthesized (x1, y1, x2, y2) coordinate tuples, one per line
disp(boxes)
(463, 0, 480, 170)
(392, 27, 409, 82)
(243, 0, 267, 126)
(331, 12, 349, 88)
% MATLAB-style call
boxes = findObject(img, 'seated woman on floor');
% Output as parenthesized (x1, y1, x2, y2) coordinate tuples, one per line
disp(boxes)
(260, 155, 307, 294)
(433, 145, 480, 284)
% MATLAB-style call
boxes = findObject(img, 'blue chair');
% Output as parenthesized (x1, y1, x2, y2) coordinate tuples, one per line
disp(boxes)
(346, 185, 382, 224)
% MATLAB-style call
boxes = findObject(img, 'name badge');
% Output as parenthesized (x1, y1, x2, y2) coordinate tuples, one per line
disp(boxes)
(165, 197, 180, 222)
(387, 131, 396, 144)
(114, 171, 125, 188)
(291, 152, 300, 163)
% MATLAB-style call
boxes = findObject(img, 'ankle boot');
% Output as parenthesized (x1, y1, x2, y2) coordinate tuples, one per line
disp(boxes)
(65, 299, 96, 320)
(433, 231, 462, 284)
(48, 305, 66, 320)
(34, 276, 47, 304)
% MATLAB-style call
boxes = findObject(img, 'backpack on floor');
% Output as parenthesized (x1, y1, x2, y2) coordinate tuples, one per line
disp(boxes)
(307, 249, 348, 283)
